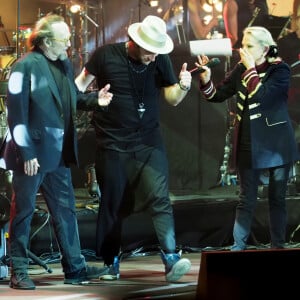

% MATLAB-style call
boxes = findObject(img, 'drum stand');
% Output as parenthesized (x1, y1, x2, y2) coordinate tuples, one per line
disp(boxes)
(217, 57, 238, 187)
(27, 250, 52, 273)
(0, 231, 53, 277)
(0, 170, 52, 276)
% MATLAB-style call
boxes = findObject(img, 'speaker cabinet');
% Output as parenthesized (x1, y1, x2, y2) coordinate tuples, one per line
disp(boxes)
(196, 248, 300, 300)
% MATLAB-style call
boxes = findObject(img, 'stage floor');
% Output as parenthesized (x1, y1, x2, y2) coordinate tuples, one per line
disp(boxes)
(0, 253, 200, 300)
(1, 185, 300, 299)
(1, 247, 300, 300)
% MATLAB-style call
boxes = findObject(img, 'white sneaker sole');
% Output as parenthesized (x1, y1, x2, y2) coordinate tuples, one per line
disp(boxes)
(99, 274, 120, 281)
(166, 258, 191, 282)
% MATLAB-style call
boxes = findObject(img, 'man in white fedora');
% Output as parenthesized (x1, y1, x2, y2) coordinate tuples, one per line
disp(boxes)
(76, 15, 192, 282)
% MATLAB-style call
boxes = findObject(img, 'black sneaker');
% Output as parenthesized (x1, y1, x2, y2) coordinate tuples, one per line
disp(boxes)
(10, 273, 36, 290)
(64, 265, 109, 284)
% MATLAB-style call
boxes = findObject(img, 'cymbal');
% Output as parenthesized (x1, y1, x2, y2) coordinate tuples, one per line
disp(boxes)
(39, 0, 97, 4)
(0, 25, 33, 32)
(39, 0, 69, 3)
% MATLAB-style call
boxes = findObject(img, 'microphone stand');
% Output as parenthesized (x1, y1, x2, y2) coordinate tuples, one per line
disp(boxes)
(16, 0, 21, 59)
(80, 1, 99, 67)
(80, 11, 99, 29)
(277, 15, 292, 40)
(247, 7, 260, 27)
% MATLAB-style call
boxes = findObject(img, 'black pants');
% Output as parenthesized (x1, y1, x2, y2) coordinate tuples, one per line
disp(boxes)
(95, 145, 176, 264)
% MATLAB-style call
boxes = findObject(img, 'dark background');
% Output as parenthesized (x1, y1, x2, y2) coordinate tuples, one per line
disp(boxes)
(0, 0, 296, 193)
(1, 0, 299, 255)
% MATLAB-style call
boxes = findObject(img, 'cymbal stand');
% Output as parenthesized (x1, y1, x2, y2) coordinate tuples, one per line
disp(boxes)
(16, 0, 21, 59)
(80, 1, 99, 66)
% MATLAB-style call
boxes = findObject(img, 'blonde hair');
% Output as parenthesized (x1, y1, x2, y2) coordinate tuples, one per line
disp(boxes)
(243, 26, 281, 63)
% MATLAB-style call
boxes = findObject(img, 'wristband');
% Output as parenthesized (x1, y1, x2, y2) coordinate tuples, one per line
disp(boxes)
(179, 81, 190, 91)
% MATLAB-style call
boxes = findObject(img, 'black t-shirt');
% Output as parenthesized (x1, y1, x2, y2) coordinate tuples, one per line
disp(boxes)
(47, 58, 75, 165)
(85, 42, 178, 152)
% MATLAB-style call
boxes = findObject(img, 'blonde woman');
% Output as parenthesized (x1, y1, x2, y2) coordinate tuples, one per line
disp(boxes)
(197, 26, 299, 250)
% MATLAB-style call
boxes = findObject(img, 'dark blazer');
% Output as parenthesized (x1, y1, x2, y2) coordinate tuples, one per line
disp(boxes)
(0, 51, 98, 172)
(205, 61, 299, 169)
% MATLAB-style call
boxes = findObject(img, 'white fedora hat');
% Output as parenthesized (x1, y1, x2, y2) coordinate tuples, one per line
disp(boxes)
(128, 15, 174, 54)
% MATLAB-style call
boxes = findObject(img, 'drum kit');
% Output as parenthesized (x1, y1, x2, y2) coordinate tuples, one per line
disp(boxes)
(0, 23, 33, 139)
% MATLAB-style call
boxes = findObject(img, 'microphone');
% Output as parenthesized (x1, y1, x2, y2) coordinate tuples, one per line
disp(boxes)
(189, 58, 221, 74)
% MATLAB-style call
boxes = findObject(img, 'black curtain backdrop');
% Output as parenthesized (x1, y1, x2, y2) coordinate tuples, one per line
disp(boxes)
(0, 0, 297, 192)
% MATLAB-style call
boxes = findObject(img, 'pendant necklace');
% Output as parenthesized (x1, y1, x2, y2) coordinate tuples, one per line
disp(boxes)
(137, 103, 146, 119)
(128, 58, 149, 119)
(128, 59, 148, 74)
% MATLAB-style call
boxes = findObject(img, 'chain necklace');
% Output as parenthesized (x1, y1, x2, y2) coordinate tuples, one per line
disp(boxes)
(128, 59, 148, 74)
(127, 58, 149, 119)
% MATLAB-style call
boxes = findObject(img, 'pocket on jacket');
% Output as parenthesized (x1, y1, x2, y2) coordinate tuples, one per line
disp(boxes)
(265, 117, 287, 127)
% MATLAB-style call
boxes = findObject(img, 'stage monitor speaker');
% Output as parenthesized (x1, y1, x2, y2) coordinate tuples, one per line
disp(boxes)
(196, 248, 300, 300)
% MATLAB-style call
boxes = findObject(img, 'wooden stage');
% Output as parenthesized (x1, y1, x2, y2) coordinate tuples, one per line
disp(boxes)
(1, 184, 300, 299)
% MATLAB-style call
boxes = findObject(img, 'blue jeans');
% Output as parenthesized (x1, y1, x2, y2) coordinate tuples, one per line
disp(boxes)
(10, 166, 86, 275)
(231, 164, 290, 250)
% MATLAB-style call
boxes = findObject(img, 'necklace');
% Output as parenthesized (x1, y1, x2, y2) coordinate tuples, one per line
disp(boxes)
(137, 103, 145, 119)
(128, 59, 148, 74)
(127, 59, 149, 119)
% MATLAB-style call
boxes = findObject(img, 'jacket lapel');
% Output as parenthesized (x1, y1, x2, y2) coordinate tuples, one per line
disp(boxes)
(35, 53, 63, 113)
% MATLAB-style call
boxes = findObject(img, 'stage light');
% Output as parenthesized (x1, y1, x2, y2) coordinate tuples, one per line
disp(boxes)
(157, 6, 163, 14)
(149, 0, 159, 7)
(203, 0, 223, 13)
(70, 4, 81, 14)
(202, 0, 223, 31)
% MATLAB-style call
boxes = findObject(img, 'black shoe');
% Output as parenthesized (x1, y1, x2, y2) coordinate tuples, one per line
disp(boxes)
(10, 273, 36, 290)
(64, 265, 109, 284)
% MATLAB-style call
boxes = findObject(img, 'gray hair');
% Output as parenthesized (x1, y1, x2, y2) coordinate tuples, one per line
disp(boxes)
(27, 14, 65, 50)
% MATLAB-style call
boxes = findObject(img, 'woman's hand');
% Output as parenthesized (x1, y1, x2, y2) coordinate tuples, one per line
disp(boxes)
(196, 55, 212, 85)
(239, 48, 255, 69)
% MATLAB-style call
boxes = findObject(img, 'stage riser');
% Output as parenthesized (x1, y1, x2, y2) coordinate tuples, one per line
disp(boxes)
(27, 198, 300, 256)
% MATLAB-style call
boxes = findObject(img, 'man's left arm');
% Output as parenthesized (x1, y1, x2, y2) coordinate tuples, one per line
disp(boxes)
(163, 62, 192, 106)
